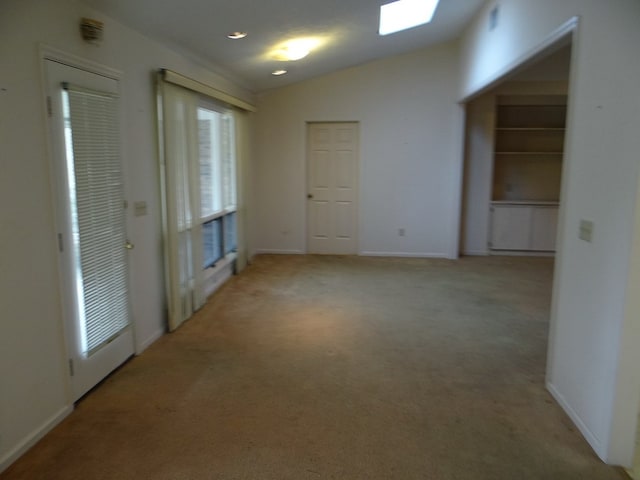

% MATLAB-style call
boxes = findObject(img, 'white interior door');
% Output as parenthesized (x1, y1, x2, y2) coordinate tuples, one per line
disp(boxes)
(307, 122, 359, 254)
(46, 59, 134, 401)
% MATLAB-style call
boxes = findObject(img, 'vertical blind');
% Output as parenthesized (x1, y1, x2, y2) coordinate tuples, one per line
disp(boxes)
(63, 84, 130, 355)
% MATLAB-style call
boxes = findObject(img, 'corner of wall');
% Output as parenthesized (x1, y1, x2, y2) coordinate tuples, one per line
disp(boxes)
(0, 405, 73, 475)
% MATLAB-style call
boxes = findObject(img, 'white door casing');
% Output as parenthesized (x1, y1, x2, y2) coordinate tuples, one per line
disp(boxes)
(307, 122, 359, 255)
(45, 59, 134, 401)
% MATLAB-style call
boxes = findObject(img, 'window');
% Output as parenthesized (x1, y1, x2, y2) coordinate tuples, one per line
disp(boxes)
(62, 84, 131, 356)
(202, 218, 222, 268)
(197, 102, 237, 270)
(158, 70, 253, 331)
(223, 212, 237, 255)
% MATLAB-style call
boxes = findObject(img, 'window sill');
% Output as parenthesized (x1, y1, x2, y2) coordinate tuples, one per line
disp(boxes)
(202, 252, 237, 299)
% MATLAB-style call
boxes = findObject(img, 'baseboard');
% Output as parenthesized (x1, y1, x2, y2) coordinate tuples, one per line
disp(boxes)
(626, 465, 640, 480)
(630, 438, 640, 479)
(463, 250, 489, 256)
(0, 405, 73, 474)
(490, 250, 555, 257)
(359, 251, 449, 258)
(254, 249, 304, 255)
(135, 327, 166, 355)
(254, 250, 450, 259)
(546, 381, 605, 461)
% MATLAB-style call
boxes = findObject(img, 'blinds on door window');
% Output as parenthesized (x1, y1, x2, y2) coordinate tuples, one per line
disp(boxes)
(63, 83, 130, 356)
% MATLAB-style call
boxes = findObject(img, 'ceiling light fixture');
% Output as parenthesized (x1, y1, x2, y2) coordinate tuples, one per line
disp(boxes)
(227, 31, 247, 39)
(272, 69, 288, 76)
(379, 0, 440, 36)
(282, 43, 310, 61)
(272, 38, 320, 61)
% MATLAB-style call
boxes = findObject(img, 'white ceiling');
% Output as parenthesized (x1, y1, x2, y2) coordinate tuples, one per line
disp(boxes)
(82, 0, 487, 93)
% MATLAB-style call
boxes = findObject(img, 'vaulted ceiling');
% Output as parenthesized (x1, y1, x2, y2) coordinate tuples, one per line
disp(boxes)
(82, 0, 486, 92)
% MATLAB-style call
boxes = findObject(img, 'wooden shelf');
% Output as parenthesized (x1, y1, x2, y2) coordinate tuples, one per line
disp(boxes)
(496, 103, 567, 129)
(492, 95, 567, 205)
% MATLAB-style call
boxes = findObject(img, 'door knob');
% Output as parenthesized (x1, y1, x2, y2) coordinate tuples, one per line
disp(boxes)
(125, 241, 135, 250)
(307, 194, 313, 199)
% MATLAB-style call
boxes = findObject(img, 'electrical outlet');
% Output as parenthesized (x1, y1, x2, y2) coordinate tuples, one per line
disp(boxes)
(579, 219, 594, 242)
(398, 228, 405, 237)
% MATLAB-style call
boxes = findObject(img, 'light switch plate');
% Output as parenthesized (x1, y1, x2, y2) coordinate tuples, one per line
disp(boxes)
(579, 219, 593, 242)
(134, 201, 148, 217)
(489, 6, 499, 30)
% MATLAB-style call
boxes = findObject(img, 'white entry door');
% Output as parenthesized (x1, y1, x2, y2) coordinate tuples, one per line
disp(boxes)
(307, 122, 359, 254)
(46, 59, 134, 401)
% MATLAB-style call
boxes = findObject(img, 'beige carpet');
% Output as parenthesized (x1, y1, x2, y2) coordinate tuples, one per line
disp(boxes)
(1, 255, 628, 479)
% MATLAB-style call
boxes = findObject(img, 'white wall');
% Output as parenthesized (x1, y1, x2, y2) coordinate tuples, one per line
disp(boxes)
(460, 0, 640, 465)
(0, 0, 254, 470)
(252, 42, 462, 258)
(460, 93, 494, 255)
(509, 45, 571, 83)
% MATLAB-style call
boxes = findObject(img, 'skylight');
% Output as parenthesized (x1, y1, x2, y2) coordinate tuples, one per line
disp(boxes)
(379, 0, 440, 36)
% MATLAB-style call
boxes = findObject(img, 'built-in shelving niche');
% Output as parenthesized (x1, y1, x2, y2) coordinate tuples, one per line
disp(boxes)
(492, 95, 567, 202)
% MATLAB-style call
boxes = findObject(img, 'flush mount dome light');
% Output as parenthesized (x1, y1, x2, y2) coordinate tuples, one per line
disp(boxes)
(272, 69, 288, 76)
(227, 31, 247, 39)
(283, 46, 308, 61)
(272, 38, 320, 61)
(379, 0, 440, 36)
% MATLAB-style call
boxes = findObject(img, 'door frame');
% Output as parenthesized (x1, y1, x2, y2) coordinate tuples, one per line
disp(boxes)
(305, 121, 361, 255)
(455, 16, 640, 467)
(40, 45, 136, 401)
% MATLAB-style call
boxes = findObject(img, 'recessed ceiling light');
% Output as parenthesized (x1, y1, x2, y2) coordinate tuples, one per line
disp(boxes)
(272, 69, 288, 76)
(227, 31, 247, 39)
(379, 0, 440, 36)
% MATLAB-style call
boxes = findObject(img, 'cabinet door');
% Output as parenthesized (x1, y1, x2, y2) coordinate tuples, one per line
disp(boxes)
(490, 206, 532, 250)
(531, 207, 558, 251)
